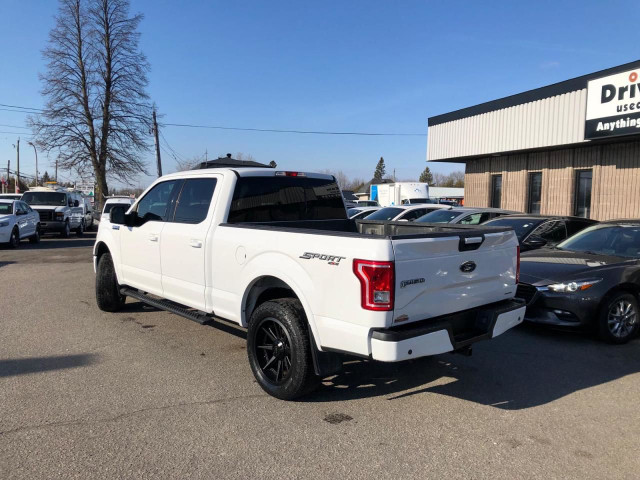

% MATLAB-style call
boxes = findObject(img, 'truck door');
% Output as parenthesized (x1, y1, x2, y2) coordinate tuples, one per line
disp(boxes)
(120, 180, 179, 296)
(160, 177, 218, 311)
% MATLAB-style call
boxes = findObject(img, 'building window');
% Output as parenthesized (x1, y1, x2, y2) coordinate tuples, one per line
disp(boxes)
(491, 174, 502, 208)
(528, 172, 542, 214)
(574, 169, 592, 218)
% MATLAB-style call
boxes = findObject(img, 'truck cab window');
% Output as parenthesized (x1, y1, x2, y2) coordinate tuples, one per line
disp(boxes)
(136, 180, 178, 222)
(173, 178, 217, 224)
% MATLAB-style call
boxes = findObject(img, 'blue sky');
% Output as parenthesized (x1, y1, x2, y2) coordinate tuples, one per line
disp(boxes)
(1, 0, 639, 188)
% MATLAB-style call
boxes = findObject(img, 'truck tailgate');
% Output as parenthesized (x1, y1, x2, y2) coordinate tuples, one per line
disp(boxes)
(392, 231, 518, 324)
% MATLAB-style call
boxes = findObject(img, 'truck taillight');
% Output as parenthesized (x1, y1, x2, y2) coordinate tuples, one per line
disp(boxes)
(353, 259, 394, 311)
(516, 245, 521, 284)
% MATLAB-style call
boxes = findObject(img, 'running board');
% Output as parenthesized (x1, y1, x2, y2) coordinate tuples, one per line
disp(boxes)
(120, 287, 212, 325)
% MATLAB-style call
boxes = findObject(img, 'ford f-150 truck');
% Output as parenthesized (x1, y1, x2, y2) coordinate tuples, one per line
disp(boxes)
(94, 167, 525, 400)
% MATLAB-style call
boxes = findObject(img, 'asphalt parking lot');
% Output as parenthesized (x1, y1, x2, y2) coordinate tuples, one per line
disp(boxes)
(1, 232, 639, 479)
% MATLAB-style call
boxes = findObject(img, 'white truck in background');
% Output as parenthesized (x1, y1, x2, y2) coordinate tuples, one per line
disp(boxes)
(94, 168, 524, 400)
(371, 182, 430, 207)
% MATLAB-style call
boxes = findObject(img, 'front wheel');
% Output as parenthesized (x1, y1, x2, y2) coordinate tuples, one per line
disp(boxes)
(76, 221, 84, 237)
(60, 221, 71, 238)
(598, 292, 639, 344)
(8, 228, 19, 248)
(247, 299, 319, 400)
(96, 252, 126, 312)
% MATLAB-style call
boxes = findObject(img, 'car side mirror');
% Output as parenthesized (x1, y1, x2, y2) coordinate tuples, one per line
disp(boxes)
(74, 200, 80, 207)
(109, 205, 127, 225)
(524, 235, 547, 248)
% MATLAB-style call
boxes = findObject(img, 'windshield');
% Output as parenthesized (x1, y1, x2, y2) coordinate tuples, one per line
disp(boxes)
(415, 209, 465, 223)
(0, 203, 13, 215)
(483, 217, 543, 241)
(22, 192, 67, 206)
(364, 207, 404, 221)
(404, 198, 435, 204)
(557, 224, 640, 258)
(103, 202, 131, 214)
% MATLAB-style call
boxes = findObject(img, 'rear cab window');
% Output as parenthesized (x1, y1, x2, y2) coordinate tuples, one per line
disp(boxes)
(227, 176, 346, 223)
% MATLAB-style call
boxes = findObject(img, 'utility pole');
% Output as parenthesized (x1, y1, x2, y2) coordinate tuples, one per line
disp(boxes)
(55, 159, 58, 183)
(152, 107, 162, 177)
(6, 160, 9, 194)
(15, 138, 20, 194)
(28, 141, 38, 186)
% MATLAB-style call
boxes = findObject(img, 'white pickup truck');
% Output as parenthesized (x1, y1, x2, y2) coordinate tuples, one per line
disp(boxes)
(94, 167, 525, 400)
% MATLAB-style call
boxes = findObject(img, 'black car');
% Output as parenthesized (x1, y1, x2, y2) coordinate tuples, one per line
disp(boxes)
(483, 214, 597, 251)
(517, 220, 640, 343)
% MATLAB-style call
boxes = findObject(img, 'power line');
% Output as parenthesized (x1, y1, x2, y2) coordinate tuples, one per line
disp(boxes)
(0, 103, 44, 112)
(1, 100, 427, 137)
(160, 122, 426, 136)
(0, 124, 30, 130)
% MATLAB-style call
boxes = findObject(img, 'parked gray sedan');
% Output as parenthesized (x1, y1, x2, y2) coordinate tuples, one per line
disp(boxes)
(414, 207, 519, 225)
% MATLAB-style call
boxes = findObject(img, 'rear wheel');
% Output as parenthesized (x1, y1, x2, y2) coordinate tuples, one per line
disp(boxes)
(247, 299, 319, 400)
(96, 252, 126, 312)
(598, 292, 639, 344)
(29, 226, 40, 244)
(8, 228, 19, 248)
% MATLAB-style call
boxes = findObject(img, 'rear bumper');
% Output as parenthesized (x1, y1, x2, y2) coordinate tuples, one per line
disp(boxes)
(370, 299, 525, 362)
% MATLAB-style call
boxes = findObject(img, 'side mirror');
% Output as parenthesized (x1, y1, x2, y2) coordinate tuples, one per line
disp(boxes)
(109, 205, 127, 225)
(524, 235, 547, 248)
(74, 200, 80, 207)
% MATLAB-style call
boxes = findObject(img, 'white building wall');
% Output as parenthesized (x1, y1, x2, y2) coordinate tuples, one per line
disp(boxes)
(427, 89, 588, 161)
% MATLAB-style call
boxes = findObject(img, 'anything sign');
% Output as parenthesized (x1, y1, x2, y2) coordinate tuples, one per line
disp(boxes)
(586, 68, 640, 139)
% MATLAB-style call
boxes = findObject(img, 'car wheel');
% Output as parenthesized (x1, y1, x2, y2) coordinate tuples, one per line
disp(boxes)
(60, 221, 71, 238)
(9, 228, 19, 248)
(598, 292, 639, 344)
(95, 252, 126, 312)
(247, 298, 319, 400)
(76, 221, 84, 237)
(29, 226, 40, 244)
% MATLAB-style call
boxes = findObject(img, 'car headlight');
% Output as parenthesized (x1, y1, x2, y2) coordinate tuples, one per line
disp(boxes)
(547, 279, 602, 293)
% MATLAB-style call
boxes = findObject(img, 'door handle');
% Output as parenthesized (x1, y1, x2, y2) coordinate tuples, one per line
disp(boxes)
(149, 234, 159, 242)
(189, 239, 203, 248)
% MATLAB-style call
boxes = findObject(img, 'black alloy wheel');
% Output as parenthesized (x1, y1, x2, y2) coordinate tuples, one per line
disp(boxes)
(247, 299, 319, 400)
(254, 317, 293, 385)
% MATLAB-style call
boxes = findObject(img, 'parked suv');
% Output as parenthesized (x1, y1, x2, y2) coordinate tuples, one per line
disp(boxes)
(22, 187, 84, 237)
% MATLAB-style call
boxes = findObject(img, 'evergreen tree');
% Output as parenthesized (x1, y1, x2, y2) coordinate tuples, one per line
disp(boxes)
(419, 166, 433, 184)
(41, 171, 52, 184)
(373, 157, 386, 180)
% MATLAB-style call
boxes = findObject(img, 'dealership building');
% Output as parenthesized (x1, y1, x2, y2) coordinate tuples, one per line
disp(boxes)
(427, 60, 640, 220)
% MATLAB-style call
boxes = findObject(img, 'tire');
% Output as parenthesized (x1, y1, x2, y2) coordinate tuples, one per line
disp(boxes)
(60, 220, 70, 238)
(247, 298, 319, 400)
(96, 252, 126, 312)
(76, 221, 84, 237)
(8, 228, 19, 248)
(598, 292, 639, 344)
(29, 226, 40, 244)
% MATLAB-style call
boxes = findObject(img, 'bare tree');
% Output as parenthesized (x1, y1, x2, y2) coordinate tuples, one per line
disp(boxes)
(235, 152, 256, 162)
(174, 155, 202, 172)
(28, 0, 152, 201)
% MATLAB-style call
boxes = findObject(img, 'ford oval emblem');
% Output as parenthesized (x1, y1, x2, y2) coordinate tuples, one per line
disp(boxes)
(460, 261, 476, 273)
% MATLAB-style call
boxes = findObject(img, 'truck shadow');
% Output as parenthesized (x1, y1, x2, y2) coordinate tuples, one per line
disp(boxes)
(0, 354, 99, 378)
(308, 324, 640, 409)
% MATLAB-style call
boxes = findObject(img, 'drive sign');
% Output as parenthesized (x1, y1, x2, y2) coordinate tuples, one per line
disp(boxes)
(586, 68, 640, 139)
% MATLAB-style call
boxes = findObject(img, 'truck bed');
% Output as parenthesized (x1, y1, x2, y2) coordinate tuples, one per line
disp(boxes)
(222, 218, 512, 239)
